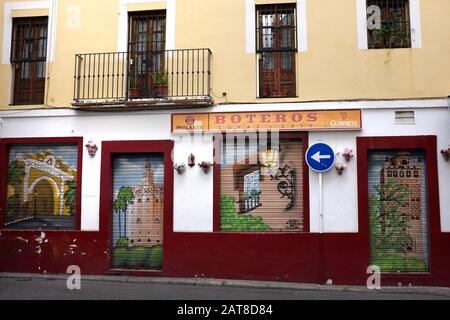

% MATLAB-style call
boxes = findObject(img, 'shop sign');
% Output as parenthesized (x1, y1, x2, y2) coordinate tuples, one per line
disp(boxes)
(172, 110, 362, 133)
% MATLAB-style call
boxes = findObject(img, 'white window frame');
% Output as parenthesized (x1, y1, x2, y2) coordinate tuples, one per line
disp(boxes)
(117, 0, 176, 52)
(246, 0, 308, 54)
(356, 0, 422, 50)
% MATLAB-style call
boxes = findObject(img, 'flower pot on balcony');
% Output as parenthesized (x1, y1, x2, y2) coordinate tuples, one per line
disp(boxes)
(128, 88, 142, 99)
(155, 85, 168, 97)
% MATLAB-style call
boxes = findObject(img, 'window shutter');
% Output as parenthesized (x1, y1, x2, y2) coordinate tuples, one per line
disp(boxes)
(368, 149, 430, 272)
(220, 136, 304, 232)
(111, 154, 164, 270)
(6, 143, 78, 230)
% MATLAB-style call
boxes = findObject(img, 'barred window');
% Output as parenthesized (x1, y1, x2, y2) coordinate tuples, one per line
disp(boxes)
(11, 17, 48, 105)
(127, 11, 166, 99)
(367, 0, 411, 49)
(256, 4, 297, 98)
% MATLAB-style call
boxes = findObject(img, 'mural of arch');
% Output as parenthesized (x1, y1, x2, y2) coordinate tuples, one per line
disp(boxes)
(28, 176, 60, 216)
(22, 156, 75, 217)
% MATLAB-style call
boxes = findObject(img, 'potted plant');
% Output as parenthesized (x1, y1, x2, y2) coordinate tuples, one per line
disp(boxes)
(128, 65, 142, 99)
(154, 71, 168, 97)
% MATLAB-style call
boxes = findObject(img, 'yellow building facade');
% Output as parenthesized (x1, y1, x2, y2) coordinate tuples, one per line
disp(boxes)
(0, 0, 449, 109)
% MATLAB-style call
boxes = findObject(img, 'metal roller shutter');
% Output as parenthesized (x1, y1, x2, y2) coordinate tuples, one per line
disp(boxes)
(111, 154, 164, 270)
(368, 149, 430, 272)
(6, 143, 78, 230)
(219, 135, 304, 232)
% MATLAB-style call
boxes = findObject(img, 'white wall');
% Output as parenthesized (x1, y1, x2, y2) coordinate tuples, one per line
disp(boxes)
(1, 100, 449, 233)
(173, 133, 214, 232)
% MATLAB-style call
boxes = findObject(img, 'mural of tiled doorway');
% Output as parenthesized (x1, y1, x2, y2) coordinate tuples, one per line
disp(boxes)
(100, 141, 173, 273)
(357, 136, 442, 280)
(368, 149, 430, 272)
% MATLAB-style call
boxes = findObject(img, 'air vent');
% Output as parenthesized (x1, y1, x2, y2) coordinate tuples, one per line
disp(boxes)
(395, 110, 415, 124)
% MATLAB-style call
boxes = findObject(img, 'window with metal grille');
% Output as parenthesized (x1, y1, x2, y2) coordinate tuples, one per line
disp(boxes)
(367, 0, 411, 49)
(128, 11, 166, 99)
(256, 4, 297, 98)
(241, 171, 262, 213)
(10, 17, 48, 105)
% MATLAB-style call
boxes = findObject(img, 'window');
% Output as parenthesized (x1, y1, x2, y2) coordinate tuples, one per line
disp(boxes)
(128, 11, 166, 99)
(367, 0, 411, 49)
(241, 171, 261, 213)
(2, 141, 80, 230)
(10, 17, 48, 105)
(256, 4, 297, 98)
(219, 134, 304, 232)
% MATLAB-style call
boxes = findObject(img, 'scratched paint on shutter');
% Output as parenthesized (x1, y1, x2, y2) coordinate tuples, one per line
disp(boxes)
(111, 154, 164, 270)
(368, 149, 430, 272)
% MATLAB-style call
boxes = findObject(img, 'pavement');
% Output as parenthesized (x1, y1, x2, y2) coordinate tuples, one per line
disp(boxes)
(0, 272, 449, 300)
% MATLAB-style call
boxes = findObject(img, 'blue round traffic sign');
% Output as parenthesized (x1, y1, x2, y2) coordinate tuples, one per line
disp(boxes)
(305, 143, 335, 173)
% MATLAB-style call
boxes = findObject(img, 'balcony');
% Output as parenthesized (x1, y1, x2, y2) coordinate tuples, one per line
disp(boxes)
(72, 48, 212, 110)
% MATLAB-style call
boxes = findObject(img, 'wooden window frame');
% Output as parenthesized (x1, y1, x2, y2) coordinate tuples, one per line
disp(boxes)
(256, 4, 297, 98)
(10, 16, 48, 105)
(127, 11, 167, 99)
(0, 137, 84, 231)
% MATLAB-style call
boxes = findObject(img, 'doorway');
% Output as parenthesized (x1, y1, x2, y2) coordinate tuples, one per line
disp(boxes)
(111, 153, 165, 270)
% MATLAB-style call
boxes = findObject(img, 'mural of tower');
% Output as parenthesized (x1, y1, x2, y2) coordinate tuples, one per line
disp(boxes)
(127, 161, 164, 246)
(379, 151, 424, 259)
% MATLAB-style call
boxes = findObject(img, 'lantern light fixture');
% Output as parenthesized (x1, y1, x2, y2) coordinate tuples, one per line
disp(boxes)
(259, 148, 280, 176)
(188, 153, 196, 168)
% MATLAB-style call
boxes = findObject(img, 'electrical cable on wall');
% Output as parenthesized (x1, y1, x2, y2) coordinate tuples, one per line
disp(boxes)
(210, 88, 228, 104)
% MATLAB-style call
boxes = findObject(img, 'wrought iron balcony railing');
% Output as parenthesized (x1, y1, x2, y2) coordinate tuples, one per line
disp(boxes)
(238, 191, 262, 214)
(73, 48, 212, 106)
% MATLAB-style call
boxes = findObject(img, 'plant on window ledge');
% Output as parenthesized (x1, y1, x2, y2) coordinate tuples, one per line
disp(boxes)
(369, 9, 411, 63)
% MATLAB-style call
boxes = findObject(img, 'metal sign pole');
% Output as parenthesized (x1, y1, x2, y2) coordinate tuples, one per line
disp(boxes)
(319, 172, 324, 234)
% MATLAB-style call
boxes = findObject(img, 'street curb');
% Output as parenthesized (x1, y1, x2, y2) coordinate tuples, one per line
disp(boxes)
(1, 272, 450, 298)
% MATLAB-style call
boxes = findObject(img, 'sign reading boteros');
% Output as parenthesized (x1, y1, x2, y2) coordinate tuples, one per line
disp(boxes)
(171, 110, 362, 133)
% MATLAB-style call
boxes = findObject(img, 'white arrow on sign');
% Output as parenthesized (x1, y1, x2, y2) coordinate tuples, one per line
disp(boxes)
(311, 151, 331, 164)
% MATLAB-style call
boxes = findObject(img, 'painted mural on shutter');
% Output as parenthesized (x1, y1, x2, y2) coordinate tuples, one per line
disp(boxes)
(368, 149, 430, 272)
(220, 136, 303, 232)
(111, 154, 164, 270)
(6, 144, 78, 230)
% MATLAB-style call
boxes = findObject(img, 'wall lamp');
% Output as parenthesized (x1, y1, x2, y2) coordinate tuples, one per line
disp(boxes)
(188, 153, 196, 168)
